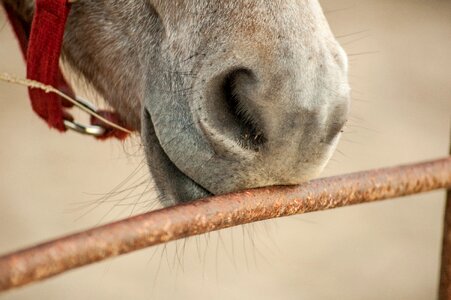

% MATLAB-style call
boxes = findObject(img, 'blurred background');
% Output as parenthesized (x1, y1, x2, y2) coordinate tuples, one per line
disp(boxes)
(0, 0, 450, 299)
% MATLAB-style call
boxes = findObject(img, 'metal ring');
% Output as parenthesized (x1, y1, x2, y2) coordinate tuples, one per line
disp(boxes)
(63, 97, 106, 137)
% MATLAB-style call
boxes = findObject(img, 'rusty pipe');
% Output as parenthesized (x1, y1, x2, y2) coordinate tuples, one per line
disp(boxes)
(0, 157, 450, 292)
(439, 186, 451, 300)
(439, 139, 451, 300)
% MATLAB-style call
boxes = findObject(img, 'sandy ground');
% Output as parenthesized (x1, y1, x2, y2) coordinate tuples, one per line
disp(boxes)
(0, 0, 450, 299)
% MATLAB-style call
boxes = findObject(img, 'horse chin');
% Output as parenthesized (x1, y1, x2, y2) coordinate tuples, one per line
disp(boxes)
(141, 110, 212, 206)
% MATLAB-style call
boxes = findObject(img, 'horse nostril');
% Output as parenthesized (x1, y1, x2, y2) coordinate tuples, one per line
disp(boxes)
(221, 69, 266, 151)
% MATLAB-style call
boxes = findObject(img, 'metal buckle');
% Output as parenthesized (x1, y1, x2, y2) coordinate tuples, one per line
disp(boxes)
(63, 97, 106, 137)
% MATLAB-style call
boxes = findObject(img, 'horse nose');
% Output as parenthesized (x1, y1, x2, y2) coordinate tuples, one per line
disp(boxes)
(198, 65, 348, 160)
(192, 47, 350, 194)
(197, 69, 268, 152)
(197, 68, 266, 157)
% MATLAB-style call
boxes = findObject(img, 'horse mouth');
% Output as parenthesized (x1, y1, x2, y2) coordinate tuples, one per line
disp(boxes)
(141, 109, 212, 206)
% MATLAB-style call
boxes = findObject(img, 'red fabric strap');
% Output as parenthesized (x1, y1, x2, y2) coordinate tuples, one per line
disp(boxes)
(27, 0, 71, 131)
(2, 0, 131, 140)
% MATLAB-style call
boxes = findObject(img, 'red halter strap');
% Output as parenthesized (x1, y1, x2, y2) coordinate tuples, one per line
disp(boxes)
(28, 0, 72, 131)
(3, 0, 131, 140)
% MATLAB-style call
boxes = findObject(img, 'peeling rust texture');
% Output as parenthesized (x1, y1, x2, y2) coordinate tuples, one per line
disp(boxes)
(0, 157, 450, 292)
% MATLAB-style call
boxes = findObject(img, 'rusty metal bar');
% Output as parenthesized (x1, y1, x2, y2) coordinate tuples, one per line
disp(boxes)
(439, 139, 451, 300)
(439, 187, 451, 300)
(0, 157, 450, 292)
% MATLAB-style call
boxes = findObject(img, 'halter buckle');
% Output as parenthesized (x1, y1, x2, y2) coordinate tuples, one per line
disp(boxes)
(63, 97, 106, 137)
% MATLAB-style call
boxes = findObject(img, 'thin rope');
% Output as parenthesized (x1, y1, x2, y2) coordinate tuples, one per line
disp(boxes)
(0, 72, 132, 134)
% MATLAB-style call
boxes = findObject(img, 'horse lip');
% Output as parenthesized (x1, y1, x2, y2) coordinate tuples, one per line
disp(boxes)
(142, 109, 212, 204)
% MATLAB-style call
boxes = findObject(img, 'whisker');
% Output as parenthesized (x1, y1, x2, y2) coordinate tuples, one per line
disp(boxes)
(342, 35, 371, 46)
(336, 29, 370, 39)
(70, 171, 149, 212)
(324, 6, 356, 14)
(129, 181, 153, 217)
(71, 160, 148, 220)
(347, 50, 380, 57)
